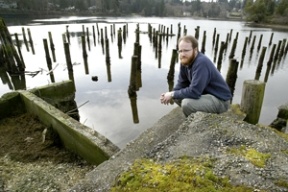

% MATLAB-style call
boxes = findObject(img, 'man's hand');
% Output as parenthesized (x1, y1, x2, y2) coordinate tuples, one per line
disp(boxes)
(160, 92, 173, 105)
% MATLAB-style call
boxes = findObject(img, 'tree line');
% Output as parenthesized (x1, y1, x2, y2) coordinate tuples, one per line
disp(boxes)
(1, 0, 288, 24)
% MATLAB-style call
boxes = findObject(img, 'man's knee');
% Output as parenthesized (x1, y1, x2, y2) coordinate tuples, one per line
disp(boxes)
(181, 99, 197, 117)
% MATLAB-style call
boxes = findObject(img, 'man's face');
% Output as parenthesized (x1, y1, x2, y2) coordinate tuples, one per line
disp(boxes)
(178, 40, 195, 66)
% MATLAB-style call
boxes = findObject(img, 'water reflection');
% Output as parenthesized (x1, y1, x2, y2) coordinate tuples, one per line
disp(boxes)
(1, 17, 288, 148)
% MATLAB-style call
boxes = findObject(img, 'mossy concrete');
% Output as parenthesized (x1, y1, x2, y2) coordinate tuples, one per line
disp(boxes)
(0, 91, 25, 119)
(0, 80, 120, 165)
(19, 90, 120, 165)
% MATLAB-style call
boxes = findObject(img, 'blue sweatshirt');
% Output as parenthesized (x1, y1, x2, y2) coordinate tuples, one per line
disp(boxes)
(173, 52, 232, 101)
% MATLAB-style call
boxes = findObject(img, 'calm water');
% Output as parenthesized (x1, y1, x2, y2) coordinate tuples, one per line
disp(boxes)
(1, 17, 288, 148)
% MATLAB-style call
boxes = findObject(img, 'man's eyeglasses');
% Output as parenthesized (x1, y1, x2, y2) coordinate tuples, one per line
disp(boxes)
(177, 49, 193, 54)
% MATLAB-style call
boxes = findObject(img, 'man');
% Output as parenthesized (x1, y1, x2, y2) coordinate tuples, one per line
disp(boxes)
(160, 35, 232, 117)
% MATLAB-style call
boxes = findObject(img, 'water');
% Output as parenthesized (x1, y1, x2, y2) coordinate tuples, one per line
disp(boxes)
(1, 17, 288, 148)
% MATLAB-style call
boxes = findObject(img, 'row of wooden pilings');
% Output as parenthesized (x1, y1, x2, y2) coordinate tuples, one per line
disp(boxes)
(1, 17, 287, 125)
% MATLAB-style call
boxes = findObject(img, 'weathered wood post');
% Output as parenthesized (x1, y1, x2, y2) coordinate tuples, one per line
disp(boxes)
(273, 40, 282, 62)
(123, 25, 126, 44)
(240, 37, 249, 69)
(240, 80, 266, 125)
(66, 25, 70, 44)
(229, 29, 233, 42)
(279, 38, 286, 60)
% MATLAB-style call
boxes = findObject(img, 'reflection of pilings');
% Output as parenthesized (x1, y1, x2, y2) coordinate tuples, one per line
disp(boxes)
(128, 90, 139, 124)
(201, 31, 206, 54)
(167, 49, 178, 81)
(254, 46, 267, 80)
(43, 39, 55, 83)
(129, 56, 138, 92)
(217, 42, 225, 71)
(269, 32, 274, 46)
(240, 80, 265, 125)
(257, 34, 263, 52)
(264, 44, 276, 82)
(81, 36, 89, 74)
(22, 27, 29, 51)
(27, 28, 35, 54)
(105, 38, 111, 82)
(48, 32, 56, 62)
(136, 46, 142, 90)
(226, 59, 239, 98)
(14, 33, 25, 68)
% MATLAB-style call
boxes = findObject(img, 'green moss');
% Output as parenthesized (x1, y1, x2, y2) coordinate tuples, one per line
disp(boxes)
(226, 145, 271, 168)
(110, 157, 256, 192)
(275, 179, 288, 188)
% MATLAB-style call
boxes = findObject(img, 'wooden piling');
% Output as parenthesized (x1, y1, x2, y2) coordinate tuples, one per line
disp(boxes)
(92, 26, 96, 46)
(0, 18, 24, 71)
(27, 28, 35, 54)
(269, 32, 274, 46)
(167, 49, 178, 81)
(64, 42, 75, 84)
(43, 39, 55, 83)
(225, 59, 239, 96)
(105, 38, 111, 82)
(48, 32, 56, 62)
(14, 33, 25, 68)
(279, 38, 286, 60)
(241, 37, 248, 58)
(212, 28, 216, 47)
(250, 35, 256, 52)
(22, 27, 29, 51)
(217, 42, 226, 71)
(201, 31, 206, 54)
(255, 46, 267, 80)
(229, 36, 237, 59)
(248, 30, 253, 44)
(257, 34, 263, 51)
(66, 25, 70, 44)
(81, 36, 89, 74)
(86, 27, 91, 51)
(240, 80, 266, 125)
(274, 40, 282, 62)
